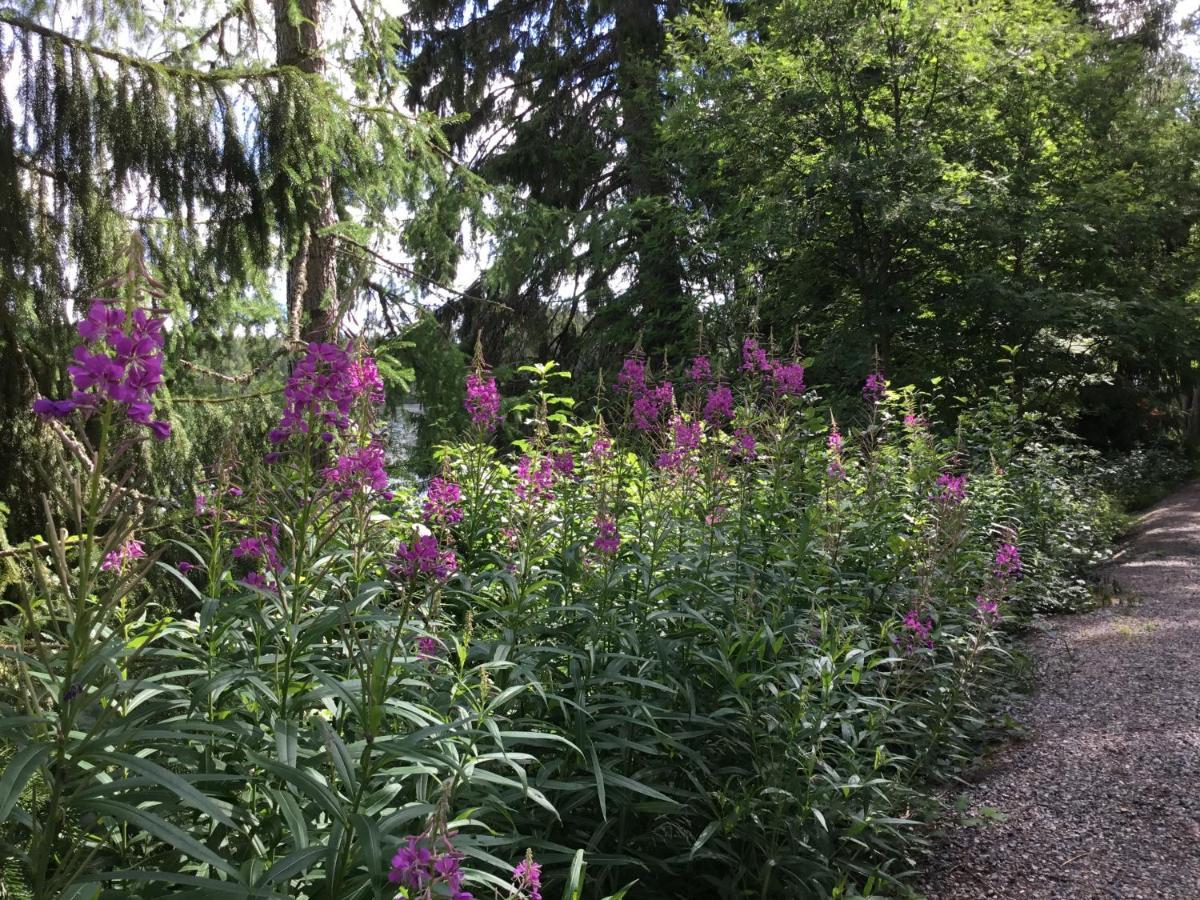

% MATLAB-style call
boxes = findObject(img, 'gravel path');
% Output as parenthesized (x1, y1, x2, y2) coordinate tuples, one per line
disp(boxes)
(918, 482, 1200, 899)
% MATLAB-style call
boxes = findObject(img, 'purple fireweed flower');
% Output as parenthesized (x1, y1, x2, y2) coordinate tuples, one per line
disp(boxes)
(388, 836, 472, 900)
(827, 425, 846, 479)
(904, 413, 927, 429)
(657, 416, 703, 471)
(994, 542, 1023, 579)
(895, 608, 934, 652)
(465, 371, 501, 431)
(177, 561, 196, 574)
(322, 443, 390, 500)
(730, 428, 757, 461)
(226, 486, 243, 498)
(512, 852, 543, 900)
(232, 537, 264, 560)
(552, 451, 576, 478)
(976, 595, 1001, 624)
(587, 437, 612, 463)
(740, 337, 771, 374)
(593, 517, 620, 555)
(232, 527, 281, 573)
(423, 477, 463, 526)
(417, 636, 440, 659)
(688, 355, 712, 383)
(101, 538, 145, 573)
(242, 570, 275, 592)
(348, 355, 385, 405)
(934, 472, 968, 505)
(515, 456, 556, 504)
(631, 382, 673, 431)
(61, 682, 84, 703)
(272, 343, 382, 445)
(76, 299, 125, 343)
(32, 398, 77, 418)
(702, 384, 734, 424)
(655, 449, 683, 470)
(35, 299, 170, 439)
(863, 371, 886, 403)
(69, 347, 125, 396)
(673, 416, 702, 452)
(769, 361, 806, 397)
(616, 357, 648, 395)
(392, 533, 457, 581)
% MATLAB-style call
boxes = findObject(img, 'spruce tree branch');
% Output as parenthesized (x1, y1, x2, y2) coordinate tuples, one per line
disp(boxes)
(176, 349, 294, 385)
(334, 235, 511, 312)
(156, 5, 245, 65)
(0, 9, 284, 83)
(39, 417, 181, 508)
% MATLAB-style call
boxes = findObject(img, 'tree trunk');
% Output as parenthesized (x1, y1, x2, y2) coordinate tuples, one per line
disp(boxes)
(613, 0, 692, 358)
(274, 0, 338, 343)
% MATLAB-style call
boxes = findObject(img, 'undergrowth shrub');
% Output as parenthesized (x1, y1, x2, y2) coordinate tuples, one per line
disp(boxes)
(1095, 443, 1198, 513)
(0, 272, 1121, 899)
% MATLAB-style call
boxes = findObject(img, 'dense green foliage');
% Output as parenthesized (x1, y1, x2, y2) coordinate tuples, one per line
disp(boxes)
(5, 1, 1197, 485)
(0, 2, 1196, 897)
(0, 283, 1124, 896)
(665, 0, 1200, 414)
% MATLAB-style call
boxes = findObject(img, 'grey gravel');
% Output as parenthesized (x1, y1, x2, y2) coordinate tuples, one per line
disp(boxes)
(918, 482, 1200, 899)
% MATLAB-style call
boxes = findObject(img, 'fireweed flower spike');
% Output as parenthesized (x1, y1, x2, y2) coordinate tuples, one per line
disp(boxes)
(657, 415, 704, 470)
(934, 472, 968, 505)
(688, 355, 712, 383)
(769, 360, 806, 397)
(388, 835, 473, 900)
(994, 542, 1023, 579)
(626, 379, 673, 432)
(826, 421, 846, 479)
(322, 442, 391, 500)
(587, 435, 613, 465)
(593, 516, 620, 555)
(417, 636, 440, 659)
(232, 527, 282, 591)
(617, 356, 648, 395)
(976, 595, 1001, 624)
(423, 477, 464, 526)
(552, 451, 576, 479)
(512, 850, 543, 900)
(101, 538, 146, 573)
(702, 384, 734, 424)
(740, 336, 771, 374)
(515, 455, 556, 504)
(269, 342, 384, 446)
(895, 608, 934, 653)
(33, 298, 171, 439)
(614, 353, 676, 432)
(392, 532, 458, 581)
(862, 371, 887, 403)
(464, 371, 501, 431)
(730, 428, 757, 461)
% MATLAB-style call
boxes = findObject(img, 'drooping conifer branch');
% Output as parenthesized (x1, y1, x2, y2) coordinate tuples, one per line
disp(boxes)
(0, 9, 285, 84)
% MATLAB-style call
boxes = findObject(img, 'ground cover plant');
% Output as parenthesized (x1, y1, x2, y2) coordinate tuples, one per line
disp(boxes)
(0, 268, 1123, 899)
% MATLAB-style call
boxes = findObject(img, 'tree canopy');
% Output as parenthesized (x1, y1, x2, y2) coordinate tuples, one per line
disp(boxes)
(1, 0, 1199, 530)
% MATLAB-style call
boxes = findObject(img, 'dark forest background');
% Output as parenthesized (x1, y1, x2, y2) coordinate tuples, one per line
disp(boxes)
(2, 0, 1199, 537)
